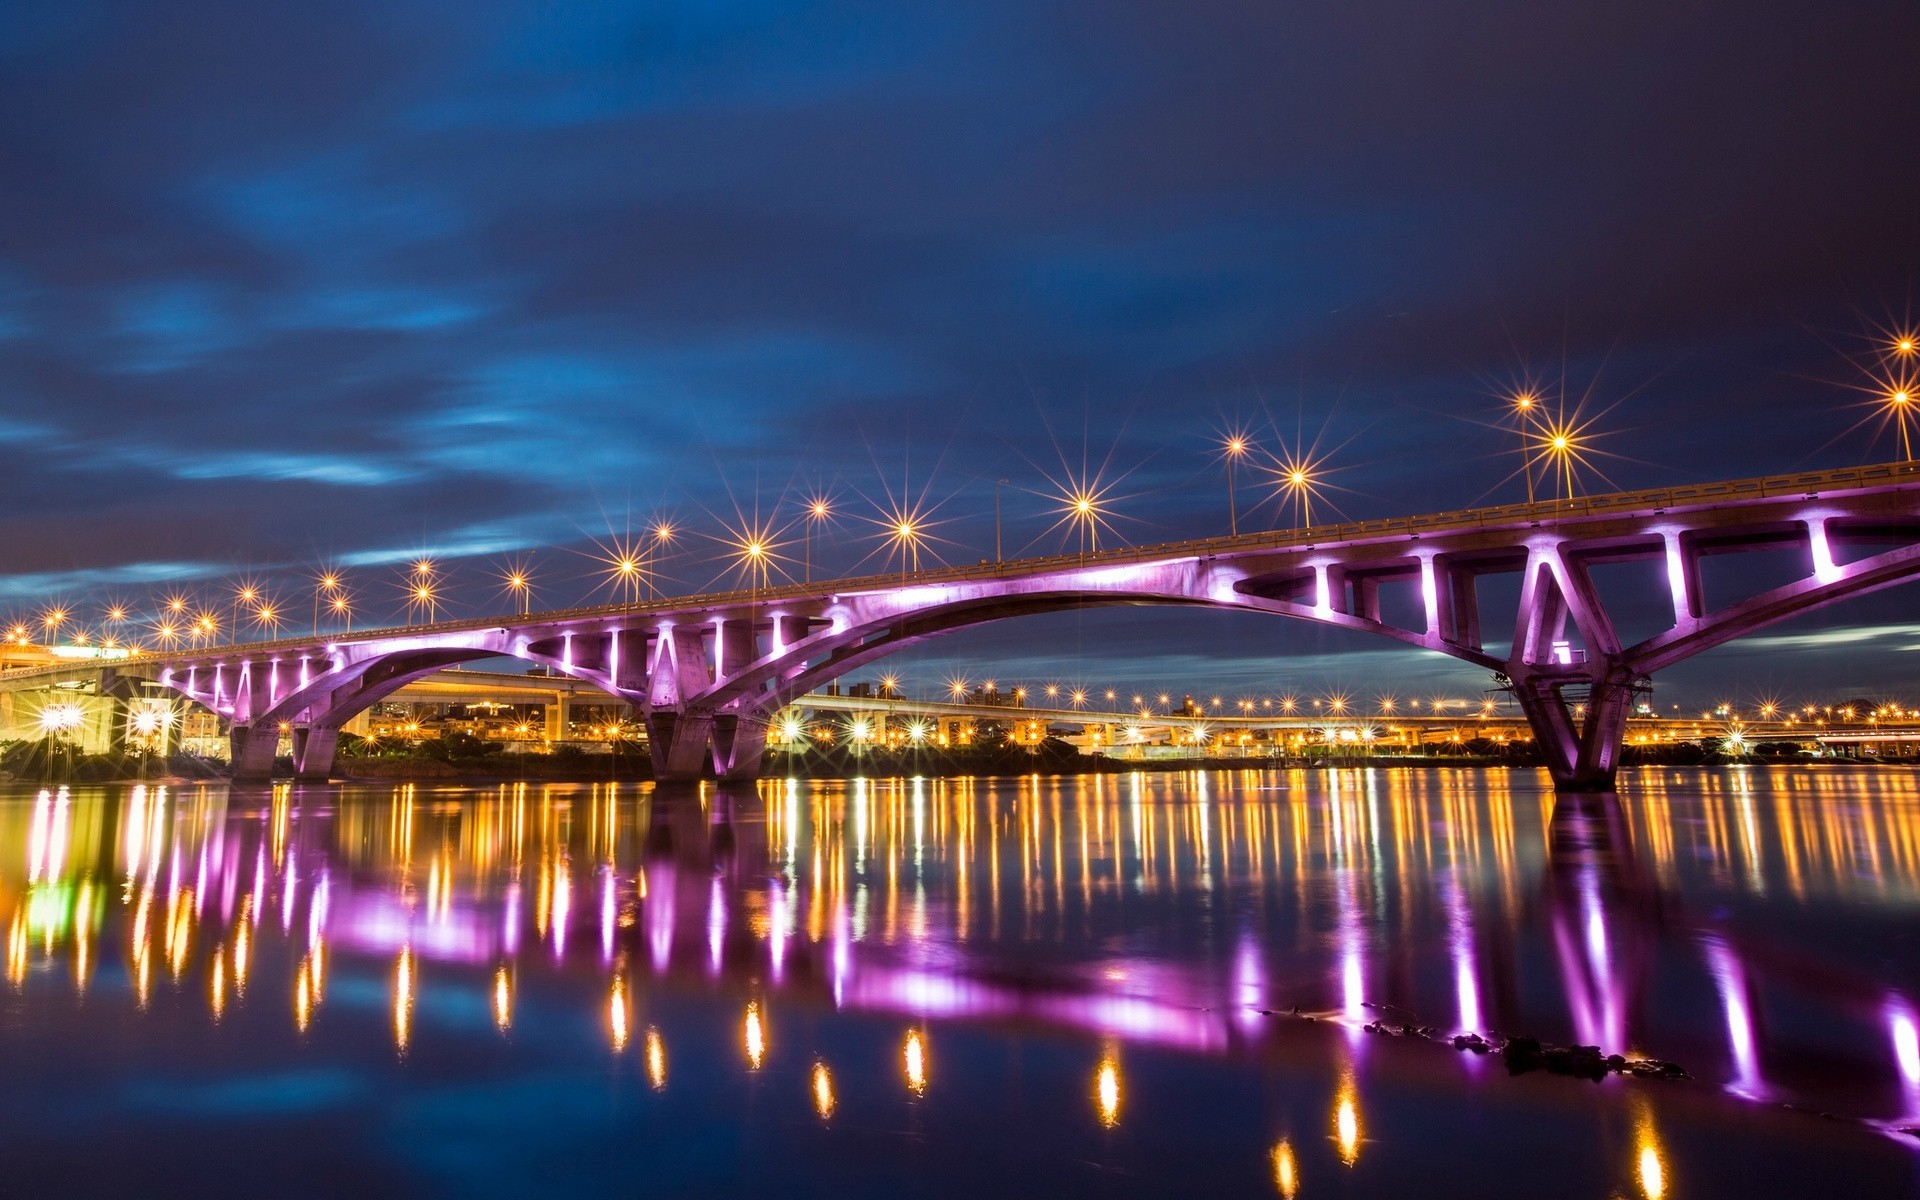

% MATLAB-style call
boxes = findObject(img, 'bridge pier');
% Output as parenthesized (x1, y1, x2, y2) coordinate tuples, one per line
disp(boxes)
(1509, 669, 1637, 792)
(292, 726, 339, 782)
(647, 711, 715, 783)
(228, 722, 280, 783)
(711, 713, 769, 781)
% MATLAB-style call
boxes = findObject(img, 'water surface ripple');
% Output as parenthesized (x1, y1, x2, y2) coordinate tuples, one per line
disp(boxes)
(1, 766, 1915, 1197)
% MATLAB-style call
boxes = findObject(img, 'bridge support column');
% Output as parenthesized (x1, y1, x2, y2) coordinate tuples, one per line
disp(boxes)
(647, 711, 714, 782)
(228, 722, 280, 783)
(545, 695, 572, 741)
(1510, 669, 1636, 792)
(711, 713, 769, 781)
(292, 726, 339, 783)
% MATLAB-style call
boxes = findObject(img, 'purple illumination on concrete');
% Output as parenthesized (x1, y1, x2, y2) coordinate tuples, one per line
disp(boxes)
(7, 463, 1920, 789)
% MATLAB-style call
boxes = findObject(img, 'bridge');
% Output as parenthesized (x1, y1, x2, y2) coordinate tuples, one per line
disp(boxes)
(6, 459, 1919, 790)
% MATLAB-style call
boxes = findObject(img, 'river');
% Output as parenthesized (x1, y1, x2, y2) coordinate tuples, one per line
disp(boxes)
(0, 766, 1914, 1196)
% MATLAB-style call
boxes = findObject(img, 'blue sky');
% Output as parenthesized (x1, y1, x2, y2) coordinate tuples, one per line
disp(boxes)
(2, 0, 1919, 706)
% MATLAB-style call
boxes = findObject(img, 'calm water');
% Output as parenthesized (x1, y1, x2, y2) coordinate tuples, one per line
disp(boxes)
(1, 767, 1917, 1197)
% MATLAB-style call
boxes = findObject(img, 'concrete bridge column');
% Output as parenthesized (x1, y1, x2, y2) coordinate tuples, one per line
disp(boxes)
(1509, 668, 1636, 792)
(648, 710, 714, 782)
(544, 695, 571, 742)
(711, 712, 769, 781)
(229, 722, 280, 783)
(292, 726, 339, 783)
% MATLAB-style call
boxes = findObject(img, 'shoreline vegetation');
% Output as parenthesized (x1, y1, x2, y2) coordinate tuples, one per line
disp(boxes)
(0, 731, 1895, 787)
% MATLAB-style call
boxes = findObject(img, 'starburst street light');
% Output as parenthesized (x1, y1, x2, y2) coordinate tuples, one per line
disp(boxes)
(1886, 378, 1916, 462)
(230, 582, 260, 642)
(802, 494, 833, 583)
(1509, 389, 1540, 503)
(588, 533, 651, 611)
(1268, 449, 1330, 530)
(329, 591, 354, 633)
(406, 580, 439, 626)
(1220, 433, 1252, 536)
(646, 522, 676, 599)
(1536, 416, 1596, 500)
(860, 492, 943, 583)
(498, 556, 535, 616)
(313, 569, 342, 635)
(1041, 472, 1123, 559)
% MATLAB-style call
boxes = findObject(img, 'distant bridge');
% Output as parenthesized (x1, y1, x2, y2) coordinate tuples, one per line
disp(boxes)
(5, 460, 1919, 790)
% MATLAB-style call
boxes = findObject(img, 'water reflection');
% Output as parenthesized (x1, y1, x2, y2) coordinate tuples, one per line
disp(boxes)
(1270, 1137, 1298, 1197)
(903, 1027, 928, 1095)
(645, 1025, 667, 1091)
(1094, 1045, 1121, 1127)
(810, 1060, 835, 1119)
(0, 769, 1916, 1189)
(1333, 1072, 1361, 1166)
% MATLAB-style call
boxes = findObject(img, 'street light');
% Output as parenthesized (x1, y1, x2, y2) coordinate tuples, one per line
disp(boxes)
(994, 478, 1009, 563)
(314, 570, 342, 635)
(1511, 390, 1539, 503)
(230, 583, 259, 643)
(804, 496, 832, 583)
(499, 556, 534, 615)
(1887, 382, 1915, 462)
(647, 523, 675, 599)
(408, 581, 439, 626)
(1271, 451, 1324, 529)
(1221, 435, 1251, 535)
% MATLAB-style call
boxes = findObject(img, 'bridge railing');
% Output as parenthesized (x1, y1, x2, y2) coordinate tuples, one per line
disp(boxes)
(17, 459, 1917, 677)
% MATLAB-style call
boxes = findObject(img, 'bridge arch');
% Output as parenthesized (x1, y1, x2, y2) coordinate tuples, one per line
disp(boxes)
(671, 579, 1505, 778)
(156, 630, 645, 781)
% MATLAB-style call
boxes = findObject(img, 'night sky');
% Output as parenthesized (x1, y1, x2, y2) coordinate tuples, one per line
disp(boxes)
(5, 0, 1920, 707)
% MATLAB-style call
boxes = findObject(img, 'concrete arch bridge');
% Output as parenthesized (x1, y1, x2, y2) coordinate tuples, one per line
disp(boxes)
(7, 461, 1920, 791)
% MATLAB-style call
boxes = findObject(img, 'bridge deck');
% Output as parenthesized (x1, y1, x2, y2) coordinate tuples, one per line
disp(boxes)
(4, 458, 1915, 683)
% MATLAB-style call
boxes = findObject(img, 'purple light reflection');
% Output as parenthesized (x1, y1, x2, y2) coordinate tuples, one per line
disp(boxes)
(1887, 997, 1920, 1117)
(1706, 936, 1764, 1099)
(333, 892, 497, 964)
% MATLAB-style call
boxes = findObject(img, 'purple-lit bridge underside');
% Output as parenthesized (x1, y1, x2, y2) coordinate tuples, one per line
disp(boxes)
(34, 461, 1920, 790)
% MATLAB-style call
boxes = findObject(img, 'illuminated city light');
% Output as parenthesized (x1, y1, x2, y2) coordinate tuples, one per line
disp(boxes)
(904, 1028, 928, 1095)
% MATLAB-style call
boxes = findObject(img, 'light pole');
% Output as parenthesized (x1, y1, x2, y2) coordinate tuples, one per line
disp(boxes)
(805, 498, 830, 583)
(408, 559, 436, 627)
(1512, 391, 1537, 504)
(647, 524, 674, 600)
(1224, 437, 1248, 535)
(314, 572, 341, 636)
(505, 560, 532, 615)
(994, 478, 1008, 563)
(231, 585, 257, 645)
